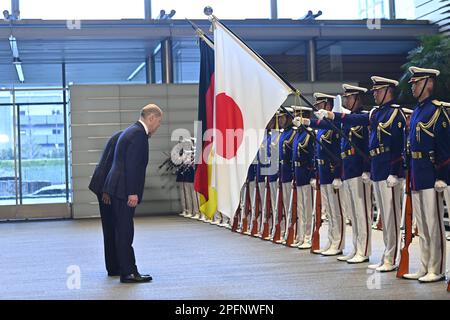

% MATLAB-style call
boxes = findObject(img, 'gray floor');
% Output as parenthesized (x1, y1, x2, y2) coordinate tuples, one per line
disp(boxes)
(0, 215, 449, 300)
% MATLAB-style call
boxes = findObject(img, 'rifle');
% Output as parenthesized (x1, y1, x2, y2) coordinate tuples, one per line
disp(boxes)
(261, 176, 273, 240)
(397, 154, 413, 278)
(311, 175, 322, 253)
(231, 202, 240, 232)
(447, 279, 450, 292)
(250, 178, 261, 236)
(272, 176, 284, 243)
(285, 178, 298, 246)
(240, 181, 251, 234)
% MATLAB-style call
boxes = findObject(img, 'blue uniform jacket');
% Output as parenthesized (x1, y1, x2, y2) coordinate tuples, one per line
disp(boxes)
(292, 127, 315, 186)
(309, 120, 342, 185)
(257, 131, 278, 182)
(333, 101, 405, 182)
(279, 127, 296, 183)
(340, 112, 370, 180)
(409, 98, 450, 191)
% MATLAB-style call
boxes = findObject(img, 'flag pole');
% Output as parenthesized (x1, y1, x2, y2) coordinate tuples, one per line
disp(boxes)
(185, 18, 214, 49)
(209, 15, 370, 163)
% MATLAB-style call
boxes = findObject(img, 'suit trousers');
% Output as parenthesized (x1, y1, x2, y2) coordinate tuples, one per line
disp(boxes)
(97, 194, 119, 274)
(111, 196, 138, 276)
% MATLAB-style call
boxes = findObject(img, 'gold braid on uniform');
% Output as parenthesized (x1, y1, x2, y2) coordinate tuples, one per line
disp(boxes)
(349, 126, 363, 141)
(415, 108, 440, 142)
(377, 108, 398, 142)
(297, 134, 311, 158)
(320, 130, 333, 144)
(283, 129, 297, 154)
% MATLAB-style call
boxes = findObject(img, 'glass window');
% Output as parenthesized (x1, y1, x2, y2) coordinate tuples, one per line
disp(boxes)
(14, 90, 67, 204)
(66, 62, 146, 84)
(153, 50, 163, 84)
(278, 0, 389, 19)
(316, 40, 418, 84)
(0, 92, 16, 206)
(0, 63, 62, 88)
(173, 40, 200, 84)
(151, 0, 270, 19)
(394, 0, 416, 19)
(20, 0, 144, 20)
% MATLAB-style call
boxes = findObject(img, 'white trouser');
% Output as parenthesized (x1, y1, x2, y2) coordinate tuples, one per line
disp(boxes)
(240, 181, 255, 228)
(320, 183, 345, 251)
(179, 182, 187, 213)
(248, 181, 264, 233)
(292, 184, 314, 244)
(412, 188, 446, 275)
(321, 186, 330, 220)
(271, 182, 291, 238)
(343, 177, 372, 257)
(284, 181, 297, 241)
(259, 181, 277, 230)
(191, 185, 200, 215)
(341, 188, 350, 223)
(372, 179, 403, 265)
(184, 182, 194, 215)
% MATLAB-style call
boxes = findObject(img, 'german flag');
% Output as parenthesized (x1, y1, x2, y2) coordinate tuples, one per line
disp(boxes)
(194, 38, 217, 219)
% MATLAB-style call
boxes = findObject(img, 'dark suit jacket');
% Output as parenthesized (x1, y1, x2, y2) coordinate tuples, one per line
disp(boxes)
(88, 130, 123, 195)
(103, 122, 149, 203)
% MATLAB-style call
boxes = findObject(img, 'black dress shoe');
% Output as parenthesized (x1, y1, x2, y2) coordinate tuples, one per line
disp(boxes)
(120, 273, 152, 283)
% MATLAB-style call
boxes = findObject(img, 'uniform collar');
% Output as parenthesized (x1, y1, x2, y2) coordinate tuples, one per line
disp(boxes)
(138, 119, 149, 135)
(380, 99, 395, 110)
(418, 96, 433, 107)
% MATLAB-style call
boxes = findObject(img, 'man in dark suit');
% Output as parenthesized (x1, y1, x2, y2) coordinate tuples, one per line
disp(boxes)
(103, 104, 163, 283)
(89, 130, 122, 277)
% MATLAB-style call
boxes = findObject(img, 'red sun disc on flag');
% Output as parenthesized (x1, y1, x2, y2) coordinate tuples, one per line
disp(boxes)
(215, 93, 244, 159)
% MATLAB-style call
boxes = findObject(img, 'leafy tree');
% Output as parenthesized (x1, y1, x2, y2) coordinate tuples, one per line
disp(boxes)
(399, 35, 450, 105)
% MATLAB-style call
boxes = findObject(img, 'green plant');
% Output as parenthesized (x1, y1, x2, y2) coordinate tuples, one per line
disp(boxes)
(399, 35, 450, 104)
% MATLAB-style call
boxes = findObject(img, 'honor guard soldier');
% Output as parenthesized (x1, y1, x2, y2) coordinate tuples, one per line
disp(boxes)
(271, 108, 296, 243)
(301, 93, 345, 256)
(337, 84, 372, 264)
(253, 121, 278, 234)
(402, 67, 449, 283)
(176, 165, 188, 217)
(279, 107, 296, 243)
(238, 157, 257, 232)
(260, 115, 280, 239)
(316, 76, 406, 272)
(290, 106, 316, 249)
(182, 138, 199, 219)
(171, 138, 193, 217)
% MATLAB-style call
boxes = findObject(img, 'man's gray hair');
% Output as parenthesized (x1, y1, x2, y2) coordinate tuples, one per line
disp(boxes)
(140, 104, 162, 118)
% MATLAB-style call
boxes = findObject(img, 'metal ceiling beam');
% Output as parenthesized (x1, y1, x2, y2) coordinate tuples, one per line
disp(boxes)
(0, 19, 438, 41)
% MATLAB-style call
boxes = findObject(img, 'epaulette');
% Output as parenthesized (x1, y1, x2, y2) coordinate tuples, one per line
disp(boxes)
(432, 100, 442, 106)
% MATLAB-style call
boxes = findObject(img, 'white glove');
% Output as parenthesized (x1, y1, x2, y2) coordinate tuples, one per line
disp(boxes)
(314, 109, 329, 120)
(292, 116, 302, 127)
(361, 172, 371, 184)
(386, 175, 399, 188)
(293, 117, 311, 127)
(310, 178, 317, 189)
(434, 180, 447, 193)
(332, 178, 342, 190)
